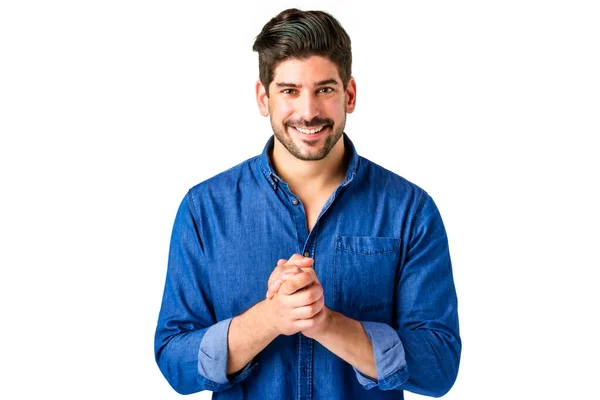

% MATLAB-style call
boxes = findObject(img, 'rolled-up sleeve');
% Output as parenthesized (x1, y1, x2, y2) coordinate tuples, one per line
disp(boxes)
(353, 321, 409, 390)
(198, 318, 256, 387)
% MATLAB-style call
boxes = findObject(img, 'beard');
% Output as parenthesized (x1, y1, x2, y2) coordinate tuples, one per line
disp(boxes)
(270, 114, 346, 161)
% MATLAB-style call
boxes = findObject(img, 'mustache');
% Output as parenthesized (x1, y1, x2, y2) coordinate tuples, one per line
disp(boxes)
(284, 117, 333, 128)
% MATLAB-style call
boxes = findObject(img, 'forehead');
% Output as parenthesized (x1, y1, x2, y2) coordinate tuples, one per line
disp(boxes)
(272, 56, 341, 85)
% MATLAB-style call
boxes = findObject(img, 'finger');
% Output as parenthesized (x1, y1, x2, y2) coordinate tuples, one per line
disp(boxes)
(279, 271, 316, 295)
(278, 276, 308, 296)
(268, 261, 302, 289)
(286, 253, 305, 263)
(284, 257, 314, 268)
(267, 269, 303, 298)
(268, 276, 288, 296)
(287, 281, 323, 308)
(301, 281, 323, 305)
(299, 267, 317, 281)
(268, 266, 303, 291)
(294, 307, 326, 331)
(267, 278, 286, 299)
(285, 268, 317, 290)
(291, 294, 324, 319)
(268, 262, 288, 289)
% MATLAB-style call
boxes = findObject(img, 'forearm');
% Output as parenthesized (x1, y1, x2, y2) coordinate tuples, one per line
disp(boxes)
(155, 329, 209, 394)
(309, 309, 377, 379)
(398, 327, 461, 396)
(227, 300, 279, 375)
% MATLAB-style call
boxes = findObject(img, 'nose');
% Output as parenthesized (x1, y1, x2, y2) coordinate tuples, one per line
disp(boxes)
(298, 92, 320, 122)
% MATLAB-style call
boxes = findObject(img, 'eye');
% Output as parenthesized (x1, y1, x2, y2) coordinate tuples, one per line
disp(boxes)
(282, 89, 298, 95)
(318, 87, 334, 94)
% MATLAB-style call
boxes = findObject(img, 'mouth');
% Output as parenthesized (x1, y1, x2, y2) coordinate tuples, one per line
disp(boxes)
(293, 125, 326, 134)
(288, 124, 330, 139)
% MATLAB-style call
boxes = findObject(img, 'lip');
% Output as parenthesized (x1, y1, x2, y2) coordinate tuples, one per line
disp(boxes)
(288, 125, 329, 141)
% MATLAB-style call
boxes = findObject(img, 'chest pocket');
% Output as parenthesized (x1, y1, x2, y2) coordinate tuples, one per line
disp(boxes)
(333, 236, 401, 313)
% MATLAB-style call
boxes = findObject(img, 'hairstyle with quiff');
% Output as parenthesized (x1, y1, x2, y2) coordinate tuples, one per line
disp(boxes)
(252, 8, 352, 96)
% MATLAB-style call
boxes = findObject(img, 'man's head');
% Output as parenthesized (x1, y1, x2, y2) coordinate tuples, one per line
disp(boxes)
(253, 9, 356, 162)
(253, 9, 352, 97)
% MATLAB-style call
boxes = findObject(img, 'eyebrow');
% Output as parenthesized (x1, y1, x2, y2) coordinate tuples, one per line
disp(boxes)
(275, 78, 340, 88)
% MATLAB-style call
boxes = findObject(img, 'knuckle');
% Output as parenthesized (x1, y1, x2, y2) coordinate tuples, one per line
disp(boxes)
(308, 286, 322, 300)
(284, 265, 300, 274)
(303, 271, 316, 283)
(316, 285, 324, 297)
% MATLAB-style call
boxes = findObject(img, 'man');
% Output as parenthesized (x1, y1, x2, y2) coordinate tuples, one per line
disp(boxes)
(155, 8, 460, 399)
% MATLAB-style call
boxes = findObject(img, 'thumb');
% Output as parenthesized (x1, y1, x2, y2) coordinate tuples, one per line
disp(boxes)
(289, 257, 314, 268)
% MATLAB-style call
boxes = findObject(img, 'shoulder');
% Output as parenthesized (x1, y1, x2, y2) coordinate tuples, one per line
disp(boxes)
(187, 155, 261, 197)
(357, 156, 446, 240)
(187, 156, 260, 208)
(357, 155, 429, 204)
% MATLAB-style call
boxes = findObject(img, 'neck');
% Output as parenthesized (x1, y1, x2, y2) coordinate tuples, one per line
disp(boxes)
(271, 136, 348, 194)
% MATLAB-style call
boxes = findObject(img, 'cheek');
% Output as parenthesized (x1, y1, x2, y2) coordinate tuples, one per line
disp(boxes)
(270, 100, 295, 120)
(324, 101, 346, 119)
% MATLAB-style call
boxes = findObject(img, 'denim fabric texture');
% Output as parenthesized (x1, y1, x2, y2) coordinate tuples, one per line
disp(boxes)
(155, 135, 461, 399)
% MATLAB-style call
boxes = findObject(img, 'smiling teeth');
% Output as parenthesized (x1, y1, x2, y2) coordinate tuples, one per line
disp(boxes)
(295, 125, 325, 134)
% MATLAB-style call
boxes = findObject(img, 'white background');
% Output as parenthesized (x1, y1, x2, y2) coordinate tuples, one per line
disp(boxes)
(1, 1, 599, 399)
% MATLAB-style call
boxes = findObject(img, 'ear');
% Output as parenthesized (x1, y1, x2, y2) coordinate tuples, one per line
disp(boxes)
(256, 80, 269, 117)
(345, 76, 357, 114)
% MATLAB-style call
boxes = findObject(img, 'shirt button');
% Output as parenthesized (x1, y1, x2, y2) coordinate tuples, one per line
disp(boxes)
(273, 177, 279, 183)
(304, 252, 310, 257)
(291, 198, 299, 205)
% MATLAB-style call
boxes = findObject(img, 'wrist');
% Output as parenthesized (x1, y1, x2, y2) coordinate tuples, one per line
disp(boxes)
(258, 298, 281, 339)
(321, 307, 335, 336)
(304, 306, 335, 340)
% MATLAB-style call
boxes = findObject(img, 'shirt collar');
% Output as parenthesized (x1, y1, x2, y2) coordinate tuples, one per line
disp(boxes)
(258, 134, 359, 191)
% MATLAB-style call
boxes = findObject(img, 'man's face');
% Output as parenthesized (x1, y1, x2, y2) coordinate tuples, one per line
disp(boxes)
(257, 56, 356, 161)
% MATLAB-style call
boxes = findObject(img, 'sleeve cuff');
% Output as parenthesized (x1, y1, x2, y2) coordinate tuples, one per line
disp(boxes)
(197, 318, 257, 391)
(354, 321, 409, 390)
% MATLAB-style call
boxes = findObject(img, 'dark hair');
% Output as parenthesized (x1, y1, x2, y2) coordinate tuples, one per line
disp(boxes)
(252, 8, 352, 96)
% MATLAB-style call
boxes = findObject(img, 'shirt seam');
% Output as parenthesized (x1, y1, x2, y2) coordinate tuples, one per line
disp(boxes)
(186, 191, 215, 318)
(410, 189, 428, 239)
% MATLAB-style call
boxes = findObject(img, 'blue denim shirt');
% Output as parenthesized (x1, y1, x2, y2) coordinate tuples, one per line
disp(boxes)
(155, 135, 460, 399)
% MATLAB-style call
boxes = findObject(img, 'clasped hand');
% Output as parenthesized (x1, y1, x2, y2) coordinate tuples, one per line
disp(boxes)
(264, 254, 329, 338)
